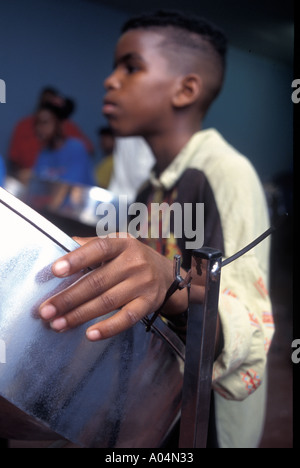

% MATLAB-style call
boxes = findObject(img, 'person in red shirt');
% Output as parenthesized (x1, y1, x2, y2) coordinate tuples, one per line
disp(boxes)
(8, 87, 94, 182)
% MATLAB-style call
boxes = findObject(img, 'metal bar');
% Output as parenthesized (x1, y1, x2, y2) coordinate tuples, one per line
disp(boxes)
(221, 213, 287, 268)
(179, 247, 222, 448)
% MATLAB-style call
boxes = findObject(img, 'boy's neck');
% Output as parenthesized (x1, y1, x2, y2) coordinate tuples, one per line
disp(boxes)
(146, 122, 202, 175)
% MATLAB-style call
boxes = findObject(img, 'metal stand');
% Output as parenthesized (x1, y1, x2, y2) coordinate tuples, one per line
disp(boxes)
(179, 247, 222, 448)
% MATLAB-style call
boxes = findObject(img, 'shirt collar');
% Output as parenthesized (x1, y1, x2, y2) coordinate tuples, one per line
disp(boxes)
(149, 129, 213, 190)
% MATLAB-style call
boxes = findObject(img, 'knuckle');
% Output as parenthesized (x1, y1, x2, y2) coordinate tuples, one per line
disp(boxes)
(126, 308, 140, 325)
(141, 293, 157, 312)
(69, 307, 86, 327)
(59, 290, 75, 311)
(131, 250, 148, 272)
(70, 247, 88, 269)
(124, 236, 141, 256)
(86, 271, 106, 293)
(93, 237, 111, 257)
(142, 267, 157, 289)
(99, 293, 116, 311)
(126, 233, 137, 245)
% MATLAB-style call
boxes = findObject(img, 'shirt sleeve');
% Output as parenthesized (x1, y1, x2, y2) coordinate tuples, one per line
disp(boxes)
(212, 253, 274, 400)
(209, 155, 274, 401)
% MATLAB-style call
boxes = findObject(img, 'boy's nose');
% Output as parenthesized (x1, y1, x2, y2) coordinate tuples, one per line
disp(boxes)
(104, 70, 121, 90)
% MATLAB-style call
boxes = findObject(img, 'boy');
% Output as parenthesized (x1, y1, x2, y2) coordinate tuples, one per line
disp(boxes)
(39, 11, 274, 447)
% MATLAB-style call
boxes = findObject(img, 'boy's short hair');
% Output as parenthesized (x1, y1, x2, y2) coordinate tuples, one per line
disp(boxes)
(122, 10, 228, 113)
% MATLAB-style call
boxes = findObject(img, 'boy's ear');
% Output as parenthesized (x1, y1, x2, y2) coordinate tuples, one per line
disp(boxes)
(172, 74, 202, 108)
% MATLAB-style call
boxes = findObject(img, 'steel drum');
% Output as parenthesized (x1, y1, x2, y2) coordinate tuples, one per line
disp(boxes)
(4, 176, 129, 238)
(0, 187, 185, 448)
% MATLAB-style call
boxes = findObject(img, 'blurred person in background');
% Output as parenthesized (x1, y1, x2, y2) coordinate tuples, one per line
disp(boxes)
(33, 96, 95, 186)
(94, 126, 115, 189)
(108, 136, 155, 203)
(0, 154, 6, 186)
(8, 86, 94, 183)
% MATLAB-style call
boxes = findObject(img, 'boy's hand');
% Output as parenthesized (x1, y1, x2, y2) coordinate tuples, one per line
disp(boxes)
(39, 234, 188, 341)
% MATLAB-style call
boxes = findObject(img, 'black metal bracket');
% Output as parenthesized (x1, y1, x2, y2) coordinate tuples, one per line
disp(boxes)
(179, 247, 222, 448)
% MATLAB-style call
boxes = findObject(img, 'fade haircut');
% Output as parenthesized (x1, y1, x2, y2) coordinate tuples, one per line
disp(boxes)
(122, 10, 228, 113)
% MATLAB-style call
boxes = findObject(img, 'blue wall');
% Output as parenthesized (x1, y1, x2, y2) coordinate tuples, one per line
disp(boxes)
(0, 0, 293, 180)
(204, 47, 293, 179)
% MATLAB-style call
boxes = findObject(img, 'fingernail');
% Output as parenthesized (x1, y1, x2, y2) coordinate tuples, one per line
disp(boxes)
(50, 317, 68, 331)
(86, 329, 101, 341)
(53, 259, 70, 277)
(40, 304, 57, 320)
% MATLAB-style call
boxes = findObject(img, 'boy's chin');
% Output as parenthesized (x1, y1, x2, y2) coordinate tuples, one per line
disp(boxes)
(104, 120, 142, 139)
(111, 128, 139, 138)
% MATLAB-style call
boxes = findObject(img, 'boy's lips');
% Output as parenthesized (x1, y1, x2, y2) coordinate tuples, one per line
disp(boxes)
(102, 99, 118, 116)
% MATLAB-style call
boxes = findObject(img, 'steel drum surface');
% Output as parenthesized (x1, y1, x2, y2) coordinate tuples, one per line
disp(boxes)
(22, 176, 125, 229)
(0, 188, 184, 447)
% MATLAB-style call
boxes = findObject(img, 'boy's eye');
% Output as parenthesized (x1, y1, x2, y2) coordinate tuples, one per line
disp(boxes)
(126, 63, 139, 74)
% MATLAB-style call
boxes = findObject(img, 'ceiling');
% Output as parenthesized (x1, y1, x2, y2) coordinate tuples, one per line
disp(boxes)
(87, 0, 294, 65)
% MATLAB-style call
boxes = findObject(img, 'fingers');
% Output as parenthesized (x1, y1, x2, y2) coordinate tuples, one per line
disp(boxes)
(51, 235, 131, 278)
(45, 264, 123, 316)
(40, 272, 139, 331)
(38, 234, 183, 342)
(42, 281, 155, 341)
(39, 238, 161, 338)
(86, 298, 149, 341)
